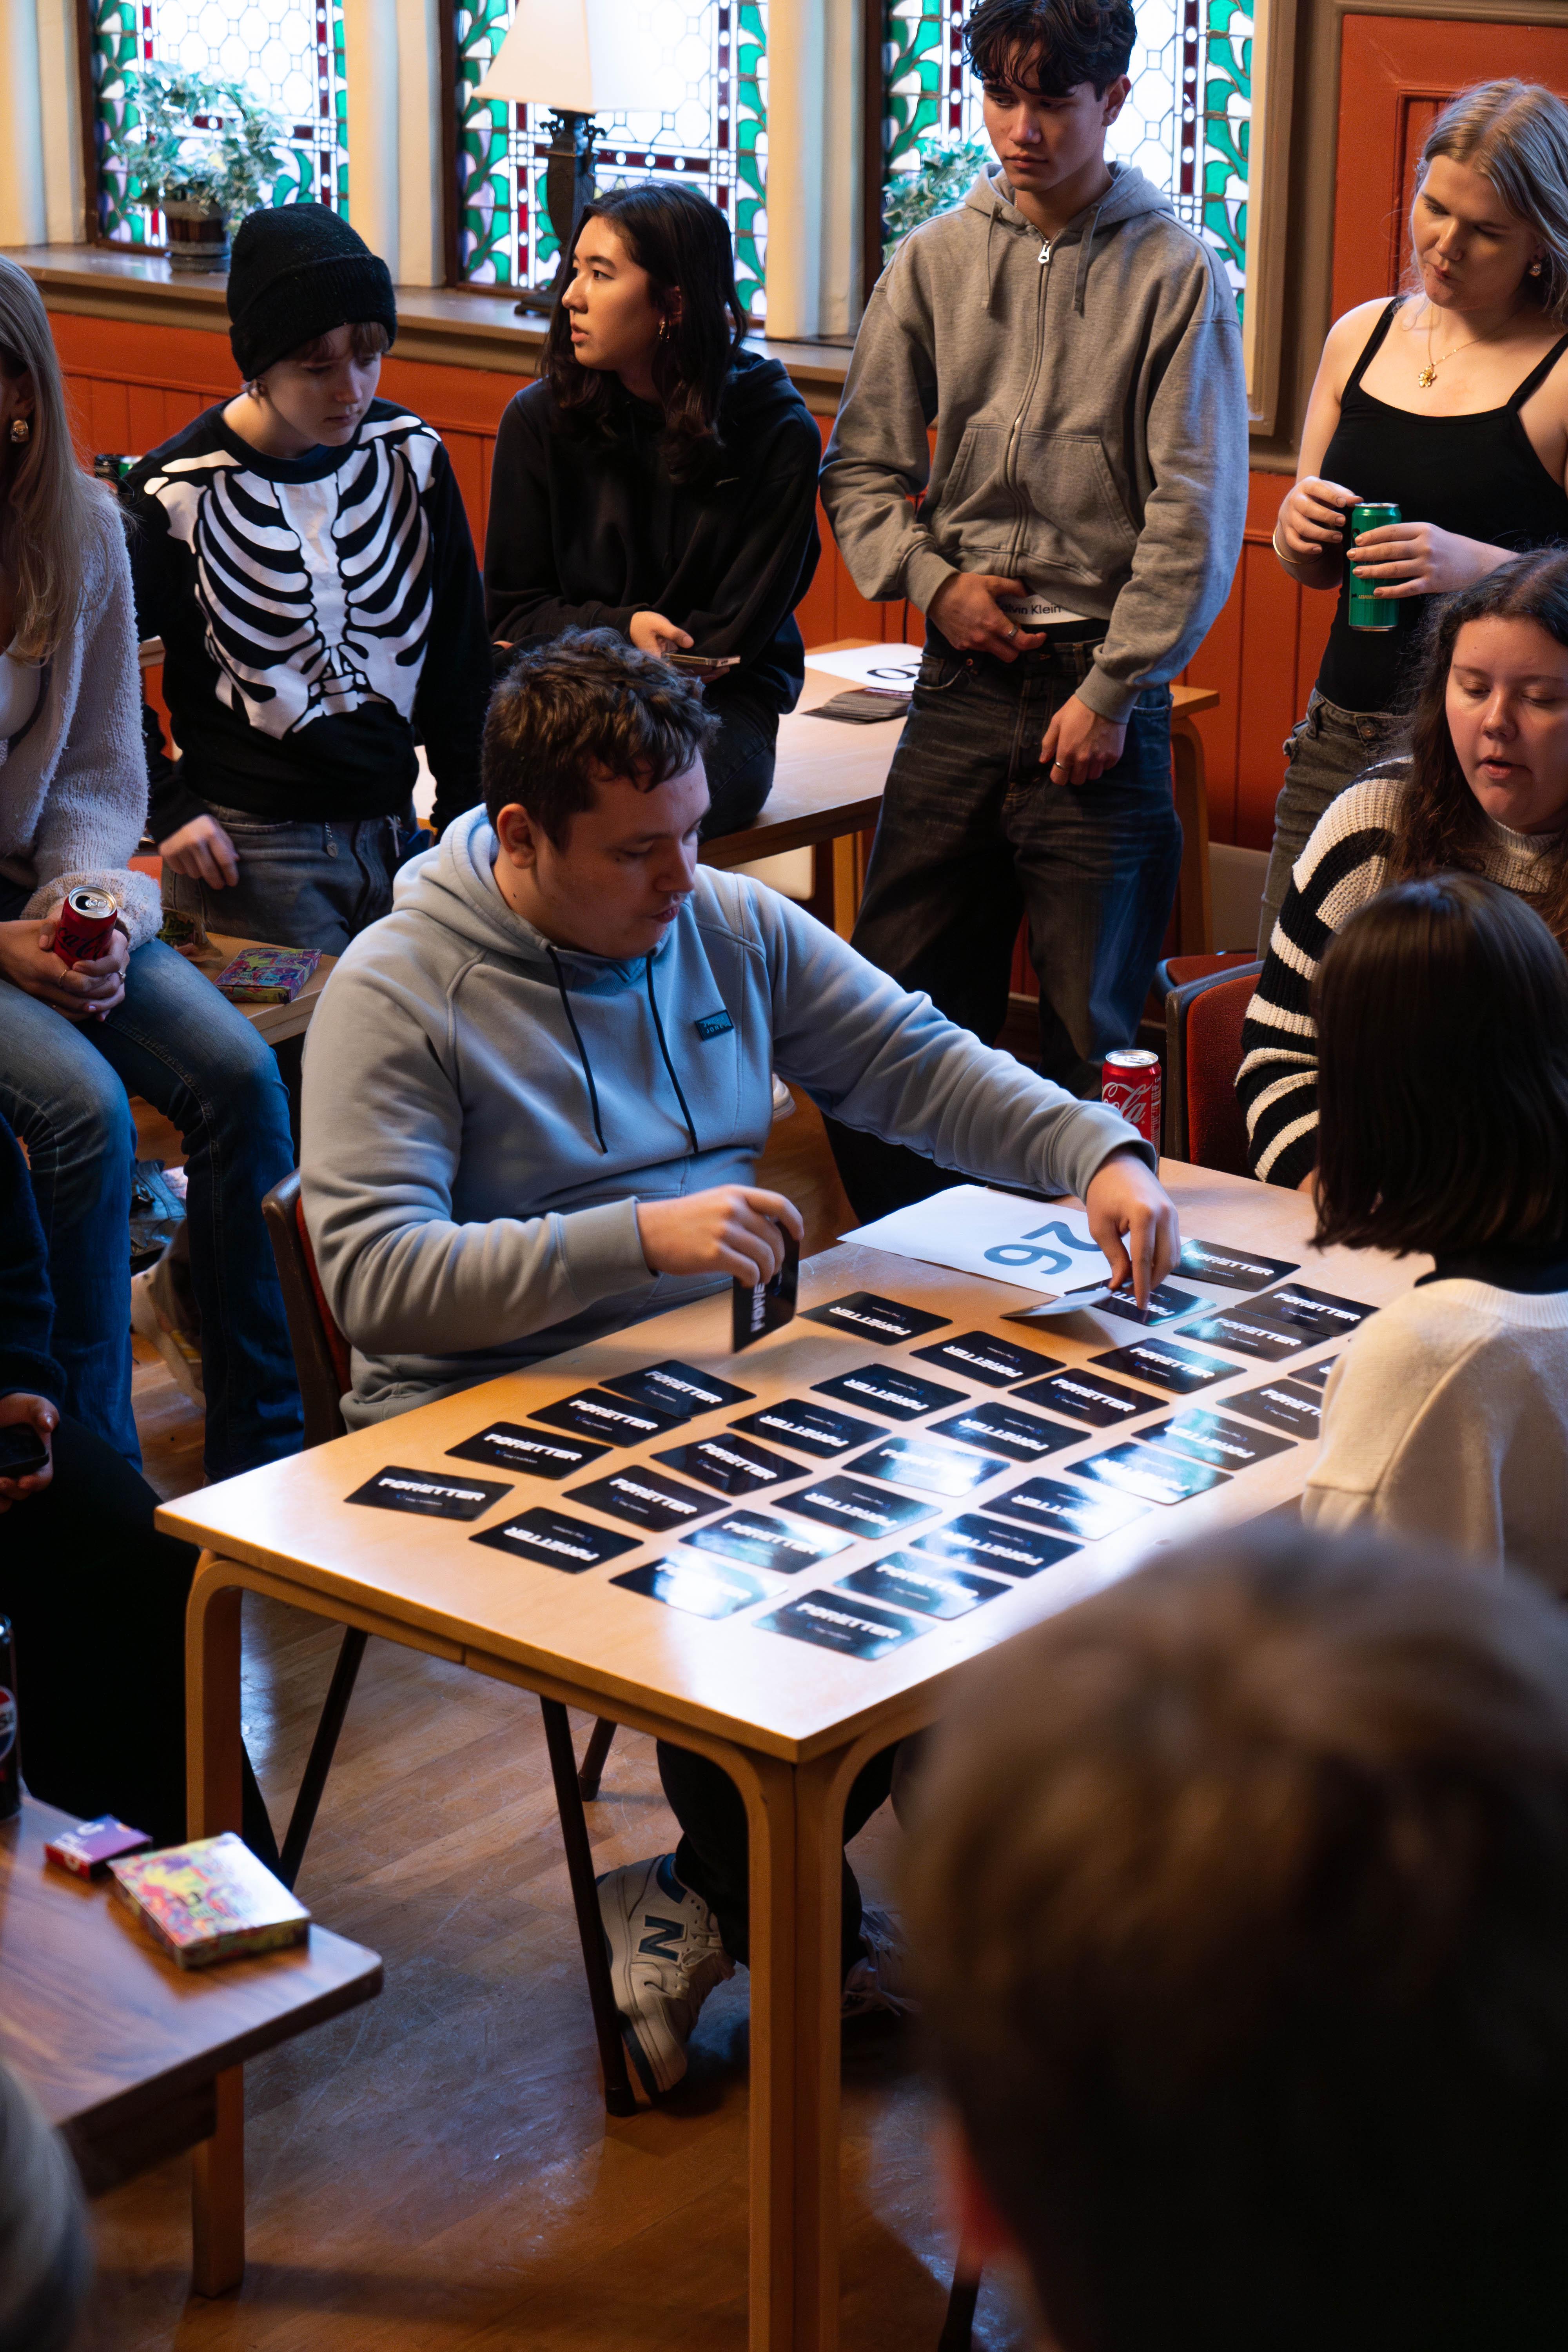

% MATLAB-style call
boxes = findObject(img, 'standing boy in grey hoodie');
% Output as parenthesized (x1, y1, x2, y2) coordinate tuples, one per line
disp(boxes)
(821, 0, 1248, 1219)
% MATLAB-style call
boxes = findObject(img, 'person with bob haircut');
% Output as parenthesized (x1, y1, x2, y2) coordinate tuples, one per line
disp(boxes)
(1240, 545, 1568, 1187)
(299, 626, 1180, 2102)
(907, 1524, 1568, 2352)
(484, 181, 821, 837)
(0, 254, 301, 1480)
(1299, 873, 1568, 1580)
(1261, 79, 1568, 946)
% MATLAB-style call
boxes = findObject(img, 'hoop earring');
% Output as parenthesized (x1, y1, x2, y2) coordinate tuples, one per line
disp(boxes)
(8, 417, 29, 444)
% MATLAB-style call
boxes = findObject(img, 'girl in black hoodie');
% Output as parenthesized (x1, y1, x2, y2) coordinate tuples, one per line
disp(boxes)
(484, 183, 822, 837)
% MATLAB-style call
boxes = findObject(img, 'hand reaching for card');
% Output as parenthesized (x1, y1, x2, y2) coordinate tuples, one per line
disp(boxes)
(1082, 1148, 1181, 1311)
(636, 1187, 804, 1287)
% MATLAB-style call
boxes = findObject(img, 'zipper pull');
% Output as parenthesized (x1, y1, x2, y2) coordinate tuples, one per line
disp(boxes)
(1038, 241, 1051, 265)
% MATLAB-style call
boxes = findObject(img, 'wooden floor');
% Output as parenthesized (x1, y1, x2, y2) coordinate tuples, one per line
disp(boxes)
(93, 1091, 1032, 2351)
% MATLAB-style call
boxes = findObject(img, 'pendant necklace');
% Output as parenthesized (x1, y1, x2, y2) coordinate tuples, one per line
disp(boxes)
(1418, 303, 1516, 390)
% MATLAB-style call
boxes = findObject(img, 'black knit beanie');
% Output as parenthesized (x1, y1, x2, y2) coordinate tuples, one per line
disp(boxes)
(227, 203, 397, 380)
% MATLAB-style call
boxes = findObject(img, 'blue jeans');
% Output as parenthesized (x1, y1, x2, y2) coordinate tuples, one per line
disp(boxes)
(163, 799, 409, 954)
(0, 891, 302, 1478)
(829, 634, 1180, 1220)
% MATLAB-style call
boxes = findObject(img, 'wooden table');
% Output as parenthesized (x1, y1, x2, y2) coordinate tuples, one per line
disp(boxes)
(703, 644, 1220, 951)
(0, 1793, 380, 2293)
(159, 1160, 1412, 2348)
(189, 932, 338, 1048)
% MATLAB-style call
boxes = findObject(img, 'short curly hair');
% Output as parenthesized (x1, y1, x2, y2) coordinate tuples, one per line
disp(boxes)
(483, 628, 719, 845)
(964, 0, 1136, 96)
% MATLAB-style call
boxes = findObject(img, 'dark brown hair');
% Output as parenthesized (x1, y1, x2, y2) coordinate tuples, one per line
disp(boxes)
(1391, 547, 1568, 942)
(279, 320, 390, 369)
(1313, 871, 1568, 1255)
(906, 1525, 1568, 2352)
(483, 627, 717, 843)
(544, 181, 746, 490)
(965, 0, 1136, 97)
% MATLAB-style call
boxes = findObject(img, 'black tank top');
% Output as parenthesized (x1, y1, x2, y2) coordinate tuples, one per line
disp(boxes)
(1316, 299, 1568, 712)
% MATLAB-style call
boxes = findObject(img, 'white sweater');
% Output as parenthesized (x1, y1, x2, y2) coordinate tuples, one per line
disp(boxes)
(1303, 1280, 1568, 1587)
(0, 500, 160, 947)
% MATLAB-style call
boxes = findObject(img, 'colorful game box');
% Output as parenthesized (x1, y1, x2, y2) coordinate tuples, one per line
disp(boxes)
(213, 947, 322, 1004)
(109, 1832, 310, 1969)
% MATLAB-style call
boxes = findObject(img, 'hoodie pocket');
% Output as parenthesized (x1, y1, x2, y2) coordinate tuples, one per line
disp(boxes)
(1010, 435, 1138, 584)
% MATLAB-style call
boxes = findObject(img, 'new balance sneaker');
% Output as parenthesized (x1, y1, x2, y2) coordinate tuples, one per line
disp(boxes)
(842, 1904, 915, 2019)
(597, 1854, 734, 2103)
(130, 1253, 203, 1404)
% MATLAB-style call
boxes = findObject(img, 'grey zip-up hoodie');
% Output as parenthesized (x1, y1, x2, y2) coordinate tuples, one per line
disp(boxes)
(820, 163, 1248, 723)
(299, 805, 1150, 1425)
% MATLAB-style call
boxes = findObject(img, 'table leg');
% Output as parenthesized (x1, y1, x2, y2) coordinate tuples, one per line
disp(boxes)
(185, 1557, 248, 2293)
(1170, 719, 1214, 956)
(743, 1749, 800, 2352)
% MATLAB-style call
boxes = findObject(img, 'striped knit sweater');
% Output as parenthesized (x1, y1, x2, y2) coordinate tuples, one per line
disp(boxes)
(1239, 766, 1559, 1186)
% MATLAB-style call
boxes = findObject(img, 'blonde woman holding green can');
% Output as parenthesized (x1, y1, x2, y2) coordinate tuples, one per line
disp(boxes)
(1261, 78, 1568, 949)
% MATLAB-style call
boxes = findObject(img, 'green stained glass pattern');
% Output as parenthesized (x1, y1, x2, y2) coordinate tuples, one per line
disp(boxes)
(880, 0, 1252, 312)
(90, 0, 348, 245)
(455, 1, 768, 322)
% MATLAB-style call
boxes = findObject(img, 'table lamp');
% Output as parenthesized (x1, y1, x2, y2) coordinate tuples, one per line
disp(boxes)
(475, 0, 650, 316)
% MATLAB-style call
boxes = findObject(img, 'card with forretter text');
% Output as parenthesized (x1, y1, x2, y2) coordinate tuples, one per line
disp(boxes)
(1223, 1379, 1324, 1438)
(909, 1331, 1062, 1388)
(1178, 1240, 1301, 1292)
(930, 1400, 1083, 1464)
(1091, 1337, 1236, 1396)
(654, 1433, 800, 1497)
(1013, 1368, 1152, 1428)
(1240, 1283, 1374, 1341)
(755, 1591, 926, 1660)
(1076, 1441, 1231, 1506)
(1151, 1410, 1298, 1471)
(846, 1436, 1009, 1497)
(534, 1388, 684, 1445)
(612, 1557, 778, 1620)
(836, 1555, 1009, 1620)
(913, 1513, 1078, 1577)
(730, 1399, 886, 1457)
(732, 1227, 800, 1351)
(682, 1508, 852, 1575)
(603, 1360, 754, 1420)
(784, 1474, 939, 1541)
(569, 1465, 724, 1534)
(987, 1474, 1151, 1543)
(812, 1365, 966, 1421)
(800, 1291, 951, 1344)
(447, 1423, 610, 1480)
(347, 1465, 511, 1521)
(472, 1509, 638, 1572)
(1179, 1309, 1308, 1363)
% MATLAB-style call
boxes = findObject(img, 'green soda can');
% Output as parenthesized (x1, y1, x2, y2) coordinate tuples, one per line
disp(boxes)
(1348, 502, 1401, 631)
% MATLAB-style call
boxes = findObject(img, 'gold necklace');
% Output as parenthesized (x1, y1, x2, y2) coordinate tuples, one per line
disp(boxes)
(1417, 305, 1516, 390)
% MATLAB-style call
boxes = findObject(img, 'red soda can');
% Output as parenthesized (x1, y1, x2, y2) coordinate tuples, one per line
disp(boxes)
(1102, 1047, 1162, 1149)
(51, 886, 117, 969)
(0, 1615, 19, 1823)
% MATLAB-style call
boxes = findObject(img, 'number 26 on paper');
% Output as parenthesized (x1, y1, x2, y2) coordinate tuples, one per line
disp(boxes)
(982, 1221, 1103, 1274)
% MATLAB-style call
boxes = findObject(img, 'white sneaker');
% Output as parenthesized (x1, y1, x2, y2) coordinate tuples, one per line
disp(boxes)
(770, 1074, 796, 1122)
(842, 1904, 915, 2019)
(597, 1854, 734, 2103)
(130, 1264, 204, 1404)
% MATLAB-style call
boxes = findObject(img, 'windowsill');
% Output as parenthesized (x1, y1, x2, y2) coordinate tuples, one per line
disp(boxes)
(5, 241, 855, 410)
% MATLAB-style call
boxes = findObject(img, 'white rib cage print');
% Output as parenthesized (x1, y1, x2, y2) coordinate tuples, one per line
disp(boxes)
(145, 412, 439, 741)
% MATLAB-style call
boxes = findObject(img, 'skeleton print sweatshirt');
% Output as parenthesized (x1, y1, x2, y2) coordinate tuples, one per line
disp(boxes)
(126, 400, 492, 840)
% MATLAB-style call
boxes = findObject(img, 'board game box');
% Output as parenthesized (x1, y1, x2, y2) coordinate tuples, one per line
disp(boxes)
(213, 947, 322, 1004)
(109, 1832, 310, 1968)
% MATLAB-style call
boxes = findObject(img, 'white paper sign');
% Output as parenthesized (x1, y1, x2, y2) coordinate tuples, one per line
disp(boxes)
(842, 1185, 1114, 1294)
(804, 643, 925, 690)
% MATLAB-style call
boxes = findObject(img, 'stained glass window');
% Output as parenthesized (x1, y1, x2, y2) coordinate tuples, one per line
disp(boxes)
(882, 0, 1251, 305)
(454, 1, 769, 322)
(89, 0, 348, 246)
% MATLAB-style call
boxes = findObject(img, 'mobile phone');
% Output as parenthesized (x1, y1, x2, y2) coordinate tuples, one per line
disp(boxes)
(666, 653, 742, 681)
(0, 1423, 49, 1478)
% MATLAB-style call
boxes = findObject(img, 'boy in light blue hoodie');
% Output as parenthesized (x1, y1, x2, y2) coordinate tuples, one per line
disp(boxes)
(300, 629, 1178, 2096)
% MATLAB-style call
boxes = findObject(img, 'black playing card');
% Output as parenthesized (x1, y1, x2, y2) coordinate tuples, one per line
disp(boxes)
(1077, 1440, 1231, 1506)
(846, 1436, 1009, 1497)
(812, 1365, 967, 1421)
(1091, 1337, 1236, 1396)
(1085, 1282, 1205, 1328)
(471, 1507, 638, 1571)
(784, 1474, 939, 1540)
(730, 1399, 885, 1458)
(755, 1590, 927, 1659)
(913, 1512, 1078, 1576)
(1014, 1369, 1153, 1427)
(612, 1557, 774, 1619)
(603, 1359, 754, 1421)
(683, 1507, 852, 1575)
(733, 1226, 800, 1351)
(1244, 1282, 1374, 1341)
(910, 1331, 1062, 1388)
(800, 1291, 950, 1344)
(931, 1400, 1084, 1464)
(534, 1388, 684, 1445)
(568, 1465, 723, 1533)
(446, 1422, 610, 1480)
(1180, 1309, 1308, 1363)
(1152, 1409, 1298, 1470)
(988, 1474, 1151, 1542)
(1288, 1356, 1339, 1392)
(1224, 1378, 1323, 1438)
(1178, 1240, 1301, 1292)
(654, 1432, 800, 1497)
(837, 1554, 1008, 1620)
(347, 1465, 510, 1521)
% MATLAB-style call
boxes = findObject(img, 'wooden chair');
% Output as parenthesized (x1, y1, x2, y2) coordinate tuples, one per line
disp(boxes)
(260, 1171, 635, 2114)
(1162, 962, 1263, 1172)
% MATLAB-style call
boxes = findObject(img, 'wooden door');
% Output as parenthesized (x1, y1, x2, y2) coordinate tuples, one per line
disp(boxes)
(1333, 16, 1568, 318)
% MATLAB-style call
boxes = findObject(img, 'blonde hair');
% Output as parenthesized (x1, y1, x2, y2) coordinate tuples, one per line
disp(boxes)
(1419, 80, 1568, 328)
(0, 256, 113, 662)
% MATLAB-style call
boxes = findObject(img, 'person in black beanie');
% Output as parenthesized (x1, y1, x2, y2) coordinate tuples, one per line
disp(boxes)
(126, 203, 492, 958)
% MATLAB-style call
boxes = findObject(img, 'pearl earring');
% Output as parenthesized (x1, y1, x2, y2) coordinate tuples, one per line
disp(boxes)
(1530, 257, 1546, 278)
(8, 417, 29, 443)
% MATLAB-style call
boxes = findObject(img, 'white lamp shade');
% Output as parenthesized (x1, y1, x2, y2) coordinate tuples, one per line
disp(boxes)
(474, 0, 654, 114)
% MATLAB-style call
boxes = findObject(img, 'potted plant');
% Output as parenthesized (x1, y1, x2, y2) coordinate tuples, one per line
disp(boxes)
(882, 135, 992, 265)
(113, 64, 289, 272)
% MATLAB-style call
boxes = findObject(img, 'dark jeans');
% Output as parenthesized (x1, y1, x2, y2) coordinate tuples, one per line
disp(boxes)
(1257, 689, 1408, 952)
(163, 797, 412, 955)
(699, 693, 779, 839)
(657, 1739, 897, 1980)
(828, 635, 1181, 1224)
(0, 1415, 278, 1866)
(0, 883, 302, 1480)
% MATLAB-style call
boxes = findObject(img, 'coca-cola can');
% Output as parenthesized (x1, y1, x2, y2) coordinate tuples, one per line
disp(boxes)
(51, 887, 117, 970)
(0, 1616, 19, 1824)
(1102, 1047, 1162, 1149)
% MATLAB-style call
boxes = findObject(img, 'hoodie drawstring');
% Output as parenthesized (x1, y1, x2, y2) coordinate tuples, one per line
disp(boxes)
(644, 956, 701, 1153)
(546, 946, 608, 1154)
(1073, 195, 1108, 316)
